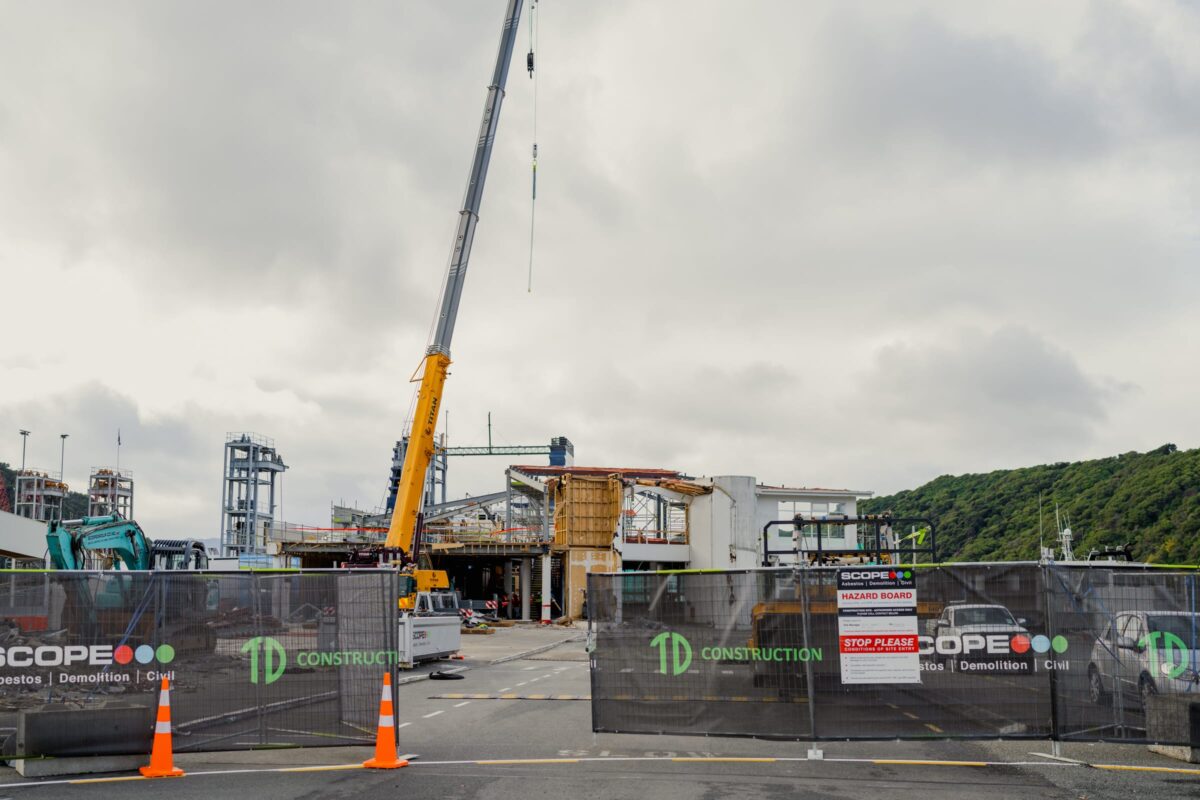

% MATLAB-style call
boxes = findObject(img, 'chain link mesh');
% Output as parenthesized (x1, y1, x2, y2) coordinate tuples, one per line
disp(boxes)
(0, 570, 398, 758)
(590, 564, 1200, 745)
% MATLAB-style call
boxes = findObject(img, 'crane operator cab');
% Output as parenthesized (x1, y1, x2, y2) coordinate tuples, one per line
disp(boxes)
(414, 590, 460, 615)
(398, 569, 457, 613)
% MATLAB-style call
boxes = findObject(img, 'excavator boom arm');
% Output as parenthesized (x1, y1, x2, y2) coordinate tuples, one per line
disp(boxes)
(46, 516, 154, 570)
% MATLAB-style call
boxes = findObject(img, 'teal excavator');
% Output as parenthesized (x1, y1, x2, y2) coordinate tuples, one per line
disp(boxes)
(45, 516, 215, 651)
(46, 515, 208, 571)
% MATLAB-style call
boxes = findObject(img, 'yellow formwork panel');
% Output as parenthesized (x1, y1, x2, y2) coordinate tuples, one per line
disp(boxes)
(552, 475, 622, 549)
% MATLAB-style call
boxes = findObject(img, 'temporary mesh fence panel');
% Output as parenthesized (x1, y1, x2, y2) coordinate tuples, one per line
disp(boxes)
(1046, 565, 1200, 744)
(589, 564, 1200, 746)
(0, 570, 398, 759)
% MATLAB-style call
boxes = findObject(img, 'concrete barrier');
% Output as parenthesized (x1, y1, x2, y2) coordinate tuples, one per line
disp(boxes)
(9, 703, 154, 777)
(1145, 696, 1200, 763)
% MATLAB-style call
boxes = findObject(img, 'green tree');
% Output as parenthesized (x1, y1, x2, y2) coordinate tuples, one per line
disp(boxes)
(862, 445, 1200, 564)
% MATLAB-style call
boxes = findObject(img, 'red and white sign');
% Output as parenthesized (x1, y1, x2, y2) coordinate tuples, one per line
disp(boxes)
(836, 590, 917, 608)
(838, 635, 918, 654)
(837, 568, 920, 684)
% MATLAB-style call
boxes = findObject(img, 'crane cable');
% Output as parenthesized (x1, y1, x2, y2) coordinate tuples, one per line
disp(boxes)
(526, 0, 538, 293)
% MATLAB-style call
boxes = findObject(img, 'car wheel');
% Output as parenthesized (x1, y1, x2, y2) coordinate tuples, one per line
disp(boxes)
(1139, 674, 1157, 707)
(1088, 665, 1108, 704)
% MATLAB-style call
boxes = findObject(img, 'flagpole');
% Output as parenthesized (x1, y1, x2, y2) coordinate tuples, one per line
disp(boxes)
(117, 429, 121, 472)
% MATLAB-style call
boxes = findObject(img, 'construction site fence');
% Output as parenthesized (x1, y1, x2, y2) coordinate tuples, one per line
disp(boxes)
(588, 563, 1200, 746)
(0, 570, 401, 759)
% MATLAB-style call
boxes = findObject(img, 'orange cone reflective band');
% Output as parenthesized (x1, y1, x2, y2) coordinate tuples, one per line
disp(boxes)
(140, 677, 185, 778)
(363, 672, 408, 769)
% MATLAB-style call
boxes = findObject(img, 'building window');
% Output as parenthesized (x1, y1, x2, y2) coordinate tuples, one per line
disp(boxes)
(777, 501, 812, 520)
(775, 501, 812, 535)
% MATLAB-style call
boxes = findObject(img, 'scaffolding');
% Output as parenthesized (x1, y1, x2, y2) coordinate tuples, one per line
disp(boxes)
(13, 470, 68, 522)
(220, 432, 287, 557)
(621, 487, 689, 545)
(86, 467, 134, 519)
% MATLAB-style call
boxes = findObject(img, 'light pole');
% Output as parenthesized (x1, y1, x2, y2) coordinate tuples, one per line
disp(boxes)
(19, 430, 30, 471)
(59, 434, 68, 482)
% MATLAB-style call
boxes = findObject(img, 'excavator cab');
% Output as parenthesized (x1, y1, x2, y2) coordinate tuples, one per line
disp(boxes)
(150, 539, 209, 571)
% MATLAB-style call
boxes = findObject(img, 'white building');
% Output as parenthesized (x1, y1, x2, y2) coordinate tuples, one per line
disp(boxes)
(622, 475, 871, 571)
(0, 508, 49, 566)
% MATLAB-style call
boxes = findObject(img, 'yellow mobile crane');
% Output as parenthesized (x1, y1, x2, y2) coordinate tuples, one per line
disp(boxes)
(384, 0, 524, 610)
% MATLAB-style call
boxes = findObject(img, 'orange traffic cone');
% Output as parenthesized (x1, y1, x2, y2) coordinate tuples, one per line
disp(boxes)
(140, 677, 185, 778)
(363, 672, 408, 769)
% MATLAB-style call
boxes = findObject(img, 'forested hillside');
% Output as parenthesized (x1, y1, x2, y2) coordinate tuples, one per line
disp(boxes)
(861, 444, 1200, 564)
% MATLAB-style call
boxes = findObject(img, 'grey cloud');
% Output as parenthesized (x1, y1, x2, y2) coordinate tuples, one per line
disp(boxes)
(864, 326, 1123, 452)
(0, 382, 397, 540)
(816, 11, 1111, 161)
(494, 361, 807, 476)
(0, 3, 505, 334)
(1077, 0, 1200, 138)
(0, 384, 199, 475)
(1, 1, 1197, 529)
(0, 385, 214, 539)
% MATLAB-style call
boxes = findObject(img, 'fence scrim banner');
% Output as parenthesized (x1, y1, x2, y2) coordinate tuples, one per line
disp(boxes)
(588, 564, 1200, 745)
(0, 570, 399, 759)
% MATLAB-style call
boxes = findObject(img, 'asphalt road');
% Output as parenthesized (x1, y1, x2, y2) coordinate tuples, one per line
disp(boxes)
(2, 642, 1198, 799)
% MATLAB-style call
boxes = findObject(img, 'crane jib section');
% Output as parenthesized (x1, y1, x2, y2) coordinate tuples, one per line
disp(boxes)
(386, 0, 524, 553)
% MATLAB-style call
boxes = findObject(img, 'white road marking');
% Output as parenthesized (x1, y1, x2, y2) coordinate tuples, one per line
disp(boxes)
(498, 687, 512, 692)
(517, 681, 529, 686)
(397, 722, 412, 729)
(422, 710, 444, 719)
(523, 666, 537, 670)
(454, 701, 471, 708)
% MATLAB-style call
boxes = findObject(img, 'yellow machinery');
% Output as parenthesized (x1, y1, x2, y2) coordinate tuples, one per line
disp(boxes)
(384, 0, 524, 603)
(398, 568, 451, 612)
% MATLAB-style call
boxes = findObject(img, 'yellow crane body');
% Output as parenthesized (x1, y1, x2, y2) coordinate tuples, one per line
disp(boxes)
(386, 352, 450, 553)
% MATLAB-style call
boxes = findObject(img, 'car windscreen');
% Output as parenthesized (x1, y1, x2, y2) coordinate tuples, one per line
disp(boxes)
(1148, 615, 1200, 644)
(955, 608, 1015, 627)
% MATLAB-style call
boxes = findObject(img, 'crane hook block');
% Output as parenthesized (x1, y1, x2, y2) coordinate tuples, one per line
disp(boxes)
(527, 51, 535, 76)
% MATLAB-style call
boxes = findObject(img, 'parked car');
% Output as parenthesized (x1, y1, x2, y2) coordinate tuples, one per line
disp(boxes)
(927, 603, 1033, 672)
(1088, 611, 1200, 706)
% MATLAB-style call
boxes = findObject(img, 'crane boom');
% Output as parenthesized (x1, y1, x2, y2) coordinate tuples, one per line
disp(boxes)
(386, 0, 524, 553)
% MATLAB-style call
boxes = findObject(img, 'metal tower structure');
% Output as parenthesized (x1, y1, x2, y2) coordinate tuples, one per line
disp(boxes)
(13, 469, 68, 521)
(87, 467, 134, 519)
(220, 432, 287, 558)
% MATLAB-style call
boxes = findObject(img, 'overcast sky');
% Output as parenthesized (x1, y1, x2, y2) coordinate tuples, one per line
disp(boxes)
(1, 1, 1197, 541)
